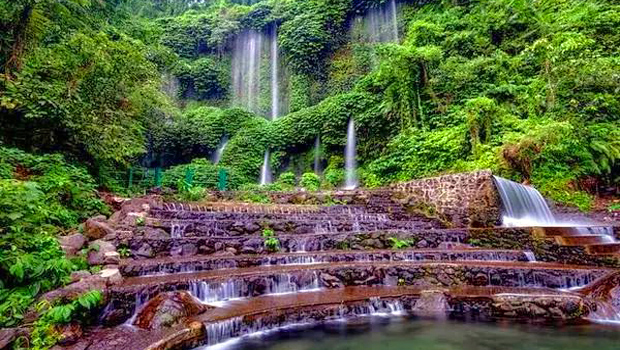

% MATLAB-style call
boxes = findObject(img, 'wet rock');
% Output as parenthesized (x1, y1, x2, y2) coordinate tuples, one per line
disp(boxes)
(59, 233, 87, 256)
(320, 273, 343, 288)
(84, 219, 115, 240)
(133, 291, 210, 330)
(473, 273, 489, 286)
(87, 240, 117, 266)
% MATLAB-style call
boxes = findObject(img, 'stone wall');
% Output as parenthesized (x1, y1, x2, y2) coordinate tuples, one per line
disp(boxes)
(391, 170, 500, 227)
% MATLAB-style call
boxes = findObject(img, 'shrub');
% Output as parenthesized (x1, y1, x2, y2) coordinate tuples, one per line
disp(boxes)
(277, 172, 296, 189)
(300, 172, 320, 191)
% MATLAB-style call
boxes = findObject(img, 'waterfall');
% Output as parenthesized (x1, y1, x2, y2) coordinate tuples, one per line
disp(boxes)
(493, 176, 556, 227)
(270, 25, 279, 121)
(344, 118, 358, 190)
(212, 136, 228, 165)
(260, 150, 272, 185)
(356, 0, 400, 43)
(314, 136, 321, 174)
(231, 29, 263, 113)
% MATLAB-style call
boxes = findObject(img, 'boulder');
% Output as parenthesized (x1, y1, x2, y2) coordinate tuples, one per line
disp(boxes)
(133, 291, 210, 330)
(84, 219, 115, 241)
(59, 233, 87, 256)
(87, 240, 117, 266)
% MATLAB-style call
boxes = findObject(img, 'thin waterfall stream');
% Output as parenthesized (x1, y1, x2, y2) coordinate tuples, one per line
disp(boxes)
(344, 118, 358, 189)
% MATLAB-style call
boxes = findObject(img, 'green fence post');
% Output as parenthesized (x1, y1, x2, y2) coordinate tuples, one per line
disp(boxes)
(184, 168, 194, 187)
(218, 168, 227, 191)
(128, 167, 134, 189)
(155, 167, 162, 188)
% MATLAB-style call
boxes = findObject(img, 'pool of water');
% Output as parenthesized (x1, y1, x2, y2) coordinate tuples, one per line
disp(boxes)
(211, 317, 620, 350)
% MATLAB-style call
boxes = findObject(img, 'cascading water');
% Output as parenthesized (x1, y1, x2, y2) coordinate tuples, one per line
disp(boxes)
(493, 176, 617, 241)
(259, 150, 272, 186)
(258, 25, 281, 185)
(212, 136, 228, 165)
(344, 118, 358, 190)
(493, 176, 556, 227)
(314, 136, 321, 174)
(270, 25, 279, 121)
(356, 0, 400, 43)
(231, 30, 263, 113)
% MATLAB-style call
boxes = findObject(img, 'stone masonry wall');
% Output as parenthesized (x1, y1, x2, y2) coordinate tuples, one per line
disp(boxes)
(391, 170, 500, 227)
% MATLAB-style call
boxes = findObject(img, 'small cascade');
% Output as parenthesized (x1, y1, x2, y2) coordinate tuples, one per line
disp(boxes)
(344, 118, 358, 190)
(588, 301, 620, 324)
(188, 273, 321, 304)
(313, 136, 321, 174)
(212, 136, 228, 165)
(524, 251, 537, 262)
(124, 292, 149, 327)
(493, 176, 555, 227)
(171, 223, 188, 239)
(259, 150, 272, 185)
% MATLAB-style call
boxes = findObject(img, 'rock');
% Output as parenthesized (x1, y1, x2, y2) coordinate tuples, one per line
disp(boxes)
(225, 247, 238, 255)
(100, 268, 123, 285)
(136, 243, 154, 258)
(104, 251, 120, 265)
(320, 273, 343, 288)
(91, 215, 107, 222)
(0, 328, 28, 349)
(133, 291, 210, 330)
(144, 227, 169, 240)
(70, 271, 92, 283)
(182, 243, 198, 256)
(84, 219, 115, 240)
(40, 275, 107, 303)
(87, 240, 117, 266)
(56, 323, 83, 346)
(59, 233, 87, 256)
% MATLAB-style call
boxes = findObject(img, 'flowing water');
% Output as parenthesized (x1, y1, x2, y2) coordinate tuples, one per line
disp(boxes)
(212, 136, 229, 165)
(493, 176, 556, 226)
(344, 118, 358, 189)
(260, 150, 272, 185)
(215, 319, 620, 350)
(355, 0, 399, 43)
(493, 176, 616, 241)
(313, 136, 321, 175)
(231, 29, 263, 113)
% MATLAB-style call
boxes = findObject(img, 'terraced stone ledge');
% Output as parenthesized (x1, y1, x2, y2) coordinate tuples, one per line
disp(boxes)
(119, 248, 534, 277)
(101, 261, 608, 326)
(69, 286, 593, 350)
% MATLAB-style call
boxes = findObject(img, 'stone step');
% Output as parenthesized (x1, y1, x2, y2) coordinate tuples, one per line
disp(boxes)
(556, 235, 613, 246)
(119, 248, 535, 277)
(143, 218, 443, 238)
(110, 260, 608, 300)
(116, 229, 470, 258)
(586, 243, 620, 256)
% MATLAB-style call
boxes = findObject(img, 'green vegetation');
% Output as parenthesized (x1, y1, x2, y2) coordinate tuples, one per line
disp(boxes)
(388, 237, 415, 250)
(262, 228, 280, 252)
